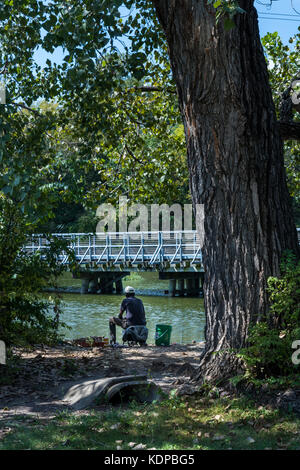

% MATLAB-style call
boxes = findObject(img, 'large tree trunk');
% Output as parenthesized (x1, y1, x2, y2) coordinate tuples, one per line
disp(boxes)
(152, 0, 300, 382)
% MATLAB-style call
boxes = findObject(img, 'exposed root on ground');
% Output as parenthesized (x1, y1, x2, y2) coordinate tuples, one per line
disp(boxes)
(191, 349, 246, 386)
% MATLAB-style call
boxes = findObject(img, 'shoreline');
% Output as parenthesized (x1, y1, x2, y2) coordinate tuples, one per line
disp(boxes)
(44, 286, 203, 298)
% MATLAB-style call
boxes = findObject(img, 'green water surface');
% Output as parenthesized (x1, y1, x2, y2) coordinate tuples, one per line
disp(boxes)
(55, 272, 206, 344)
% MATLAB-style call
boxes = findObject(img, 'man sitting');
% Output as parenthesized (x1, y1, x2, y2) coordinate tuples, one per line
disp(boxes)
(109, 286, 147, 345)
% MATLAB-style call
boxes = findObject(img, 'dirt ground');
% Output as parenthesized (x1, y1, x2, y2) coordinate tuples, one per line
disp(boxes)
(0, 341, 205, 421)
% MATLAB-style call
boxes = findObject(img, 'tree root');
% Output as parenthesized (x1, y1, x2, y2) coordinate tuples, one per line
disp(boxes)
(191, 350, 245, 386)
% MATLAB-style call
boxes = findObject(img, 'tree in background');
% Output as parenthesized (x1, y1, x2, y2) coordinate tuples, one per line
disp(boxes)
(0, 90, 73, 346)
(0, 194, 73, 346)
(262, 31, 300, 225)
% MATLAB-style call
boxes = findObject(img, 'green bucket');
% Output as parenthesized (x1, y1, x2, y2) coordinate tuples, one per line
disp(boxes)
(155, 324, 172, 346)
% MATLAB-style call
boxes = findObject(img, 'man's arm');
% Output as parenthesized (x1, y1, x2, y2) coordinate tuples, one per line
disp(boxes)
(119, 299, 126, 319)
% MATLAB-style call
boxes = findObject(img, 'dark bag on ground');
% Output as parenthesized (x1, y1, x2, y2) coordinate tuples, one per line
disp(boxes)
(122, 325, 148, 344)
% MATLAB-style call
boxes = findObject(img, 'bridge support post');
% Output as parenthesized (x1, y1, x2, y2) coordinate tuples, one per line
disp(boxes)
(106, 279, 114, 294)
(178, 279, 185, 296)
(89, 278, 98, 294)
(80, 277, 90, 295)
(186, 279, 194, 297)
(115, 279, 123, 294)
(193, 277, 200, 296)
(99, 278, 107, 294)
(168, 279, 176, 297)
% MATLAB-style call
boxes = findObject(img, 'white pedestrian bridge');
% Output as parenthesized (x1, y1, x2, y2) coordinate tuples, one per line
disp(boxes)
(23, 229, 300, 296)
(24, 228, 300, 269)
(24, 231, 203, 269)
(24, 231, 206, 295)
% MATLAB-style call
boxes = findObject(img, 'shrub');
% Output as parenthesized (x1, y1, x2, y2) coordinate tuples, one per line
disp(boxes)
(238, 251, 300, 378)
(0, 195, 73, 346)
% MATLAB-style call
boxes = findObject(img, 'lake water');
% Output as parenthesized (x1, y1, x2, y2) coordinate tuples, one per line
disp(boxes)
(54, 272, 206, 344)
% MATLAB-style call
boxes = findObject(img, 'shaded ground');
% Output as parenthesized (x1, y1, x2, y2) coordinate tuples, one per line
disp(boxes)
(1, 393, 300, 450)
(1, 343, 300, 450)
(0, 342, 205, 420)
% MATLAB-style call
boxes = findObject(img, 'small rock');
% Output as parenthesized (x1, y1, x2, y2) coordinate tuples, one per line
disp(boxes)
(128, 442, 136, 448)
(212, 435, 225, 441)
(133, 443, 147, 450)
(95, 427, 104, 433)
(246, 437, 255, 444)
(213, 414, 223, 421)
(110, 423, 120, 430)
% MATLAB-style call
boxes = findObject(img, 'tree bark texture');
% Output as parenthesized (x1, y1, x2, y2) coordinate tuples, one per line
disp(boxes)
(152, 0, 299, 380)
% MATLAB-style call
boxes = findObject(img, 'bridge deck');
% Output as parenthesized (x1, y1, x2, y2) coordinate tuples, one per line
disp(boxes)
(24, 231, 203, 269)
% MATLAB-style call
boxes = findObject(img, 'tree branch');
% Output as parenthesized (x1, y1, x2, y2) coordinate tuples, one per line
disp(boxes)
(9, 101, 42, 117)
(136, 86, 176, 94)
(125, 144, 144, 164)
(279, 121, 300, 141)
(279, 79, 300, 140)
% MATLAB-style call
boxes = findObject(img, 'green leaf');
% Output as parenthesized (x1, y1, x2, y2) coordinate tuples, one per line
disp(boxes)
(224, 17, 235, 31)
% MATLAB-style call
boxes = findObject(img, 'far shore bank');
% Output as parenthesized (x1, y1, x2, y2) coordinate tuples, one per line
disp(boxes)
(44, 286, 203, 298)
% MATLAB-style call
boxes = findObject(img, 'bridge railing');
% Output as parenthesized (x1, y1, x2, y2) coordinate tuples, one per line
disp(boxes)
(23, 231, 203, 266)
